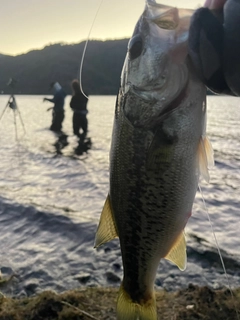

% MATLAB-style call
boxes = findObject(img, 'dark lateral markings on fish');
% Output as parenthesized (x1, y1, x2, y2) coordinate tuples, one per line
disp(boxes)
(95, 1, 214, 320)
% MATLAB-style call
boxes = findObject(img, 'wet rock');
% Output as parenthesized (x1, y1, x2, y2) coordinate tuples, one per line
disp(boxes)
(17, 290, 28, 298)
(24, 283, 38, 295)
(163, 275, 175, 286)
(75, 273, 91, 284)
(1, 267, 13, 275)
(188, 283, 197, 291)
(112, 263, 121, 271)
(106, 272, 120, 283)
(89, 283, 97, 287)
(155, 278, 162, 286)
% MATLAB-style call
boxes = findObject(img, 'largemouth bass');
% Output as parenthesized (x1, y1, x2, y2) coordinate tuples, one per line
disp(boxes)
(95, 1, 214, 319)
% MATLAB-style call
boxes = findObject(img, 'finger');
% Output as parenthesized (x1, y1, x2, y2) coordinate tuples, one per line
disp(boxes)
(204, 0, 227, 9)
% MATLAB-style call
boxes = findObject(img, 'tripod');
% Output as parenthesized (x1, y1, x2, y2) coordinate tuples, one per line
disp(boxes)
(0, 95, 26, 140)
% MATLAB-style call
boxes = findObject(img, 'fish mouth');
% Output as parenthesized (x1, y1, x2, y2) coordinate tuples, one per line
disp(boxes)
(130, 84, 165, 101)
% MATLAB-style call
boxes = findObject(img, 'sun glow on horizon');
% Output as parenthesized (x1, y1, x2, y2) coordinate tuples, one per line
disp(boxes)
(0, 0, 203, 56)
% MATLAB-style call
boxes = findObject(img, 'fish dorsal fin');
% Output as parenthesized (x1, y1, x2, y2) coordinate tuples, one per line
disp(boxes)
(197, 136, 214, 183)
(94, 194, 118, 248)
(164, 232, 187, 271)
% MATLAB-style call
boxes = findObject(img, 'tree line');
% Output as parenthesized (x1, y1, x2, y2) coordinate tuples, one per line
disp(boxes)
(0, 39, 129, 95)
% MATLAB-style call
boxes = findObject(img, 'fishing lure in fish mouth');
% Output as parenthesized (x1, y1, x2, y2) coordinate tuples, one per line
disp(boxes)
(94, 1, 214, 320)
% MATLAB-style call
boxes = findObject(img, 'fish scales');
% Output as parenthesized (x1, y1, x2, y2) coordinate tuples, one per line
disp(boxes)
(95, 1, 214, 319)
(110, 74, 204, 300)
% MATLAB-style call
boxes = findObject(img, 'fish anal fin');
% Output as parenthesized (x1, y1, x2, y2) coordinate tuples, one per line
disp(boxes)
(117, 284, 157, 320)
(94, 194, 118, 248)
(197, 135, 214, 183)
(164, 232, 187, 271)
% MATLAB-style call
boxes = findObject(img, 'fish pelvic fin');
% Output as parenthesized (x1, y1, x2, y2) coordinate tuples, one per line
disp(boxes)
(197, 135, 214, 183)
(164, 232, 187, 271)
(117, 284, 157, 320)
(94, 194, 118, 248)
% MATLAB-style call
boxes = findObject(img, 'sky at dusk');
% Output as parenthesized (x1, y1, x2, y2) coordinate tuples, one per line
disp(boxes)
(1, 0, 204, 56)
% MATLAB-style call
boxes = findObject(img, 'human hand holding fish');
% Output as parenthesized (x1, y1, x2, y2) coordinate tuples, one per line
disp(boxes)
(95, 1, 214, 319)
(189, 0, 240, 95)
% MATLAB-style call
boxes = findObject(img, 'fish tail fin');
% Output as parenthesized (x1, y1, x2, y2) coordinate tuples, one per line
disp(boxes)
(117, 284, 157, 320)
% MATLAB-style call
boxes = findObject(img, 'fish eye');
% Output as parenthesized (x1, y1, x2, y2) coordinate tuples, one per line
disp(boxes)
(128, 34, 143, 60)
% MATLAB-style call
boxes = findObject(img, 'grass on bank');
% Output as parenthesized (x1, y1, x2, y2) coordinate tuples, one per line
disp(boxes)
(0, 285, 239, 320)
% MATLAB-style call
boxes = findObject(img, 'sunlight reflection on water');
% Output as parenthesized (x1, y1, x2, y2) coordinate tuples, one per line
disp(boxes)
(0, 94, 239, 295)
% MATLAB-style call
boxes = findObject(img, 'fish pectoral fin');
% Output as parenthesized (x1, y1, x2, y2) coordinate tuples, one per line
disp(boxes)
(147, 147, 170, 173)
(117, 284, 157, 320)
(164, 232, 187, 271)
(197, 135, 214, 183)
(94, 194, 118, 248)
(146, 130, 174, 171)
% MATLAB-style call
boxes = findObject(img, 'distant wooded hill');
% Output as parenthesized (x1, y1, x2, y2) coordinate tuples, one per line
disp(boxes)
(0, 39, 129, 95)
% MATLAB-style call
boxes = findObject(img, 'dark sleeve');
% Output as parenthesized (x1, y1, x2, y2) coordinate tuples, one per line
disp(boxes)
(223, 0, 240, 96)
(188, 7, 230, 94)
(188, 0, 240, 96)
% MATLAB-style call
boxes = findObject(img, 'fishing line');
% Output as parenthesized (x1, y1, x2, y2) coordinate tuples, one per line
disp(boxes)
(198, 184, 239, 320)
(79, 0, 104, 99)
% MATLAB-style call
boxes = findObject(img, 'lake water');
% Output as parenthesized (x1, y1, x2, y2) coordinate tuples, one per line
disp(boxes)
(0, 94, 239, 297)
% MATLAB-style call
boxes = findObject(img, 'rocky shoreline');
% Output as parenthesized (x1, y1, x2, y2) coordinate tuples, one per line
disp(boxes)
(0, 284, 239, 319)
